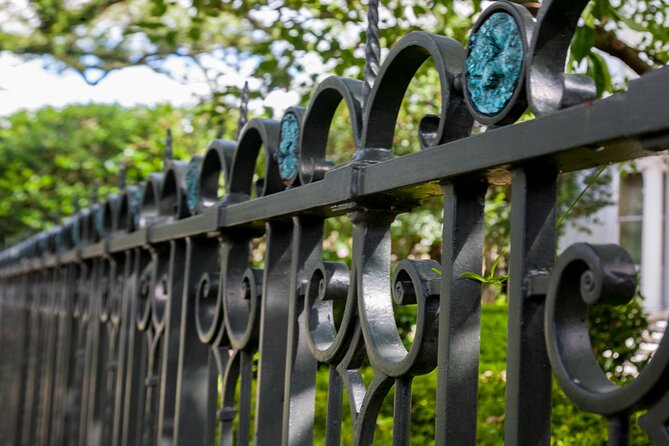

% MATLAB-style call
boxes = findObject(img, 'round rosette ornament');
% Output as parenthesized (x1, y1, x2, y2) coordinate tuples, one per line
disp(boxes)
(277, 107, 304, 187)
(463, 2, 535, 125)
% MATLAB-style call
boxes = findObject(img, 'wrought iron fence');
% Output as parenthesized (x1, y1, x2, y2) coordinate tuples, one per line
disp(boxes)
(1, 0, 669, 444)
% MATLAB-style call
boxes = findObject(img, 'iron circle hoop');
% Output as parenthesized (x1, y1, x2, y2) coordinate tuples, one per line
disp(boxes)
(298, 76, 363, 185)
(159, 161, 191, 220)
(198, 139, 235, 211)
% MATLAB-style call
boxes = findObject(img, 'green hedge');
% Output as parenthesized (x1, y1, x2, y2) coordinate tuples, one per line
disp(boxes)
(311, 303, 653, 445)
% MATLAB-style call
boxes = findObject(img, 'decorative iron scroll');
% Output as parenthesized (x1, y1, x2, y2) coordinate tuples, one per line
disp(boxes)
(1, 1, 668, 445)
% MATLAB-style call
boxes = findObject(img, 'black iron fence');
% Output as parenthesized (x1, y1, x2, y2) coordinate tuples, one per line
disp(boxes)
(1, 0, 669, 444)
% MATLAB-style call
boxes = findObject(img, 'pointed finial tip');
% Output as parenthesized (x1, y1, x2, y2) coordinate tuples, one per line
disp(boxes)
(91, 180, 100, 204)
(237, 82, 250, 139)
(119, 161, 127, 189)
(363, 0, 380, 109)
(164, 128, 173, 165)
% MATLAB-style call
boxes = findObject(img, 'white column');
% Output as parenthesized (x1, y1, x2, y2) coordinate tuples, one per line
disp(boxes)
(640, 158, 665, 312)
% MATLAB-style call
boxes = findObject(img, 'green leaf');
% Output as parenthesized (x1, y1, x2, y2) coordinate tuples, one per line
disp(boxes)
(611, 9, 648, 33)
(587, 52, 612, 96)
(591, 0, 610, 19)
(571, 25, 595, 63)
(150, 0, 167, 17)
(461, 272, 487, 282)
(489, 250, 507, 277)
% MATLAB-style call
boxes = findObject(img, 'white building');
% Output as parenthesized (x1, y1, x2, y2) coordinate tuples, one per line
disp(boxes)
(560, 155, 669, 313)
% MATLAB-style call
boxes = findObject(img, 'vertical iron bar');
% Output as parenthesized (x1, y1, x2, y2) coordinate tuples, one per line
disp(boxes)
(207, 348, 223, 446)
(254, 221, 294, 443)
(64, 264, 87, 445)
(79, 258, 101, 446)
(11, 274, 30, 445)
(112, 250, 134, 446)
(238, 350, 254, 445)
(392, 378, 412, 446)
(435, 181, 487, 445)
(157, 239, 188, 445)
(121, 249, 149, 446)
(142, 334, 162, 445)
(21, 273, 41, 446)
(52, 264, 76, 446)
(281, 216, 323, 446)
(504, 166, 557, 445)
(608, 414, 630, 446)
(174, 237, 220, 445)
(37, 267, 59, 446)
(325, 365, 344, 446)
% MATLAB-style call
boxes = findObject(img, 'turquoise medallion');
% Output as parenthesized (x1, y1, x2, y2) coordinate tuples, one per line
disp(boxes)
(278, 112, 300, 183)
(466, 12, 524, 116)
(186, 159, 200, 212)
(72, 217, 81, 244)
(55, 229, 63, 251)
(94, 205, 105, 236)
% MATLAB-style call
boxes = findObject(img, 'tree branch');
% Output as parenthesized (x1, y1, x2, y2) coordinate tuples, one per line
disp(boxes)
(593, 26, 652, 75)
(510, 0, 654, 76)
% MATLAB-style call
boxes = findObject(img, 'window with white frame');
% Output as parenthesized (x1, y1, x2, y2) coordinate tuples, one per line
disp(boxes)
(618, 172, 643, 265)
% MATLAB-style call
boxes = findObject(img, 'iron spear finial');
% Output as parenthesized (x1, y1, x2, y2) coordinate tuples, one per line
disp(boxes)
(164, 128, 173, 167)
(237, 81, 249, 139)
(91, 179, 100, 205)
(363, 0, 380, 111)
(119, 161, 127, 190)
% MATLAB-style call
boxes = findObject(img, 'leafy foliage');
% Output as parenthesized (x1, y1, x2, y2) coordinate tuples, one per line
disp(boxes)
(460, 250, 508, 288)
(1, 0, 666, 119)
(311, 304, 652, 444)
(0, 103, 218, 245)
(590, 293, 650, 382)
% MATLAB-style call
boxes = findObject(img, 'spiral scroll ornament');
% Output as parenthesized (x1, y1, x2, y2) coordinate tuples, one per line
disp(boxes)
(545, 243, 669, 442)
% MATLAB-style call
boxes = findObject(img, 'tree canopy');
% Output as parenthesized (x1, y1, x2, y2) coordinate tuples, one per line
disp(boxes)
(1, 0, 666, 114)
(0, 103, 216, 245)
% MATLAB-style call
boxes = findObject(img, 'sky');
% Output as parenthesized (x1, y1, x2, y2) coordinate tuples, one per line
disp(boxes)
(0, 52, 201, 116)
(0, 52, 301, 117)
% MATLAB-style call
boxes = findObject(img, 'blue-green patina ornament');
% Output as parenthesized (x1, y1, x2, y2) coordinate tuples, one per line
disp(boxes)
(186, 159, 200, 212)
(278, 112, 300, 183)
(94, 205, 105, 236)
(72, 217, 81, 244)
(466, 12, 524, 116)
(55, 228, 63, 252)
